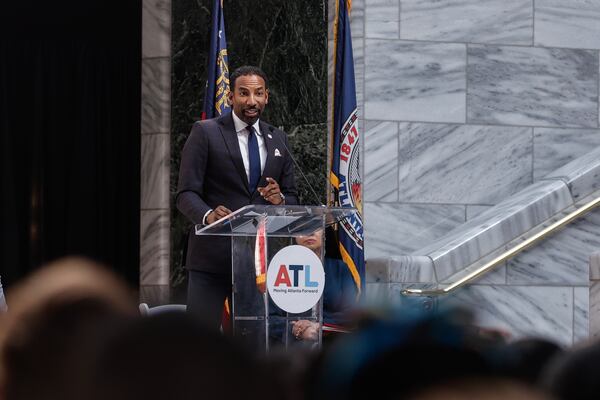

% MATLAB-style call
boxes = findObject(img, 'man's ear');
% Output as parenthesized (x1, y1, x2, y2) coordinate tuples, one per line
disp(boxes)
(227, 90, 233, 105)
(265, 88, 269, 104)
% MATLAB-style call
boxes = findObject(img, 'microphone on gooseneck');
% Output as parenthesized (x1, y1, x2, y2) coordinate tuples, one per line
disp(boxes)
(269, 126, 345, 260)
(268, 126, 326, 207)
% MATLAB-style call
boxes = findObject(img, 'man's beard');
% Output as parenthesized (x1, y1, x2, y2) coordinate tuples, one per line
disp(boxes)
(242, 106, 261, 124)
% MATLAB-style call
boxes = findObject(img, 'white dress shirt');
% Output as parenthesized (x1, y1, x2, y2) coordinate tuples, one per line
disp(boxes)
(231, 110, 267, 180)
(203, 111, 268, 225)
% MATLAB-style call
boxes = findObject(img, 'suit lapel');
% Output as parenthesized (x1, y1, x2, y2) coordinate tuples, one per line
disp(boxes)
(259, 121, 276, 189)
(218, 114, 250, 194)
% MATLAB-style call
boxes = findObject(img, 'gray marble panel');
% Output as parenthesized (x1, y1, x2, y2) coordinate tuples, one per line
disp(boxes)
(365, 121, 398, 201)
(142, 0, 171, 58)
(590, 282, 600, 338)
(543, 146, 600, 201)
(535, 0, 600, 50)
(140, 209, 170, 285)
(400, 0, 532, 45)
(388, 255, 436, 283)
(140, 285, 170, 307)
(590, 253, 600, 281)
(467, 45, 599, 128)
(466, 205, 493, 220)
(366, 0, 399, 38)
(443, 285, 573, 345)
(353, 45, 364, 129)
(351, 0, 364, 123)
(507, 210, 600, 285)
(473, 264, 506, 285)
(365, 40, 466, 123)
(141, 134, 170, 209)
(0, 278, 6, 311)
(398, 123, 532, 204)
(365, 283, 391, 307)
(534, 128, 600, 180)
(350, 0, 365, 38)
(364, 202, 465, 259)
(142, 58, 171, 134)
(417, 180, 573, 280)
(366, 258, 390, 283)
(574, 287, 589, 344)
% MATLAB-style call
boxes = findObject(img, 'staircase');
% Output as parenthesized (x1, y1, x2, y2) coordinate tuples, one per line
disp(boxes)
(366, 147, 600, 345)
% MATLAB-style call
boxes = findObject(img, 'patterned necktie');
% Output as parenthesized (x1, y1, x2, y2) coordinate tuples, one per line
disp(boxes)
(247, 125, 261, 192)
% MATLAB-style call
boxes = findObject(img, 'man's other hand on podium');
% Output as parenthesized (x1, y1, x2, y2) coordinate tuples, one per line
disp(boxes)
(291, 320, 319, 341)
(206, 205, 232, 225)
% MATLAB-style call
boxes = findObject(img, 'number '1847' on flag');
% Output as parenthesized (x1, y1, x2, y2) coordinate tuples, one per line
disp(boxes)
(329, 0, 365, 295)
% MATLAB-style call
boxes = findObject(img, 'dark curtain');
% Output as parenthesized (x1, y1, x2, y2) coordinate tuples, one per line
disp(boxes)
(0, 1, 141, 288)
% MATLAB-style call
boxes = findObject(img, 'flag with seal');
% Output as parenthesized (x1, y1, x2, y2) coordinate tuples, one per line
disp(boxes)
(329, 0, 365, 296)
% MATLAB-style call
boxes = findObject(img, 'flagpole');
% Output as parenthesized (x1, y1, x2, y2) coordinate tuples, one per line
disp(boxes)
(327, 0, 340, 207)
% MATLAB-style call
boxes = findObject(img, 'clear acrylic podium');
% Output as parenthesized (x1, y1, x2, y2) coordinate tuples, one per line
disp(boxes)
(195, 205, 356, 352)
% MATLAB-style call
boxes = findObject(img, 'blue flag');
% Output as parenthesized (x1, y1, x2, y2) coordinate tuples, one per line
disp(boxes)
(202, 0, 230, 120)
(330, 0, 364, 295)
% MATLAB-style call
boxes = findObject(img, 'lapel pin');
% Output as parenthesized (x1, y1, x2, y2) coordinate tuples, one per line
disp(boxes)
(267, 133, 273, 139)
(274, 148, 282, 157)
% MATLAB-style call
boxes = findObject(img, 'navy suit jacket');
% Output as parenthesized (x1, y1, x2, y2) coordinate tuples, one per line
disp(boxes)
(176, 113, 298, 273)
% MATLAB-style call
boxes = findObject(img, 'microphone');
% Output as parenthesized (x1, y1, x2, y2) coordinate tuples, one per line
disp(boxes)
(268, 125, 326, 207)
(269, 126, 346, 260)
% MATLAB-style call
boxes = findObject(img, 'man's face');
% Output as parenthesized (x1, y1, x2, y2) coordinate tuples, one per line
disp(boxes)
(228, 74, 269, 125)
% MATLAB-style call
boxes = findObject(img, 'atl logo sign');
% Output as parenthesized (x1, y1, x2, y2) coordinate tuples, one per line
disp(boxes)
(267, 246, 325, 313)
(273, 264, 319, 290)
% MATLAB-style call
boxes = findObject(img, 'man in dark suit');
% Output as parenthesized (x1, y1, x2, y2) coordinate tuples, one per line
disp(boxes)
(176, 65, 298, 330)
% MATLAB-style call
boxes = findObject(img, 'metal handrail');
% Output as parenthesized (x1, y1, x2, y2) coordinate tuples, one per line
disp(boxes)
(402, 195, 600, 297)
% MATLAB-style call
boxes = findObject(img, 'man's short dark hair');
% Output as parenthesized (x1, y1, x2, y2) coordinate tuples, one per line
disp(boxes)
(230, 65, 268, 91)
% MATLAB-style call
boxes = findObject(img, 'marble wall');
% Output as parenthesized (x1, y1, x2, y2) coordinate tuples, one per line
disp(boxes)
(360, 0, 600, 260)
(140, 0, 171, 305)
(356, 0, 600, 344)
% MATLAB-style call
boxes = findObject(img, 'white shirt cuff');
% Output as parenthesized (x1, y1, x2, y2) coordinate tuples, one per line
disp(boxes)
(202, 209, 213, 225)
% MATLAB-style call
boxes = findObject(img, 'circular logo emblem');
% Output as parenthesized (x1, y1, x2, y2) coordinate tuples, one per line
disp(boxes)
(267, 245, 325, 314)
(338, 109, 364, 249)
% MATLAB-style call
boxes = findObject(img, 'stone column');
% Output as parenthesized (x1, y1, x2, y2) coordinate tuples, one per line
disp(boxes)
(140, 0, 171, 305)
